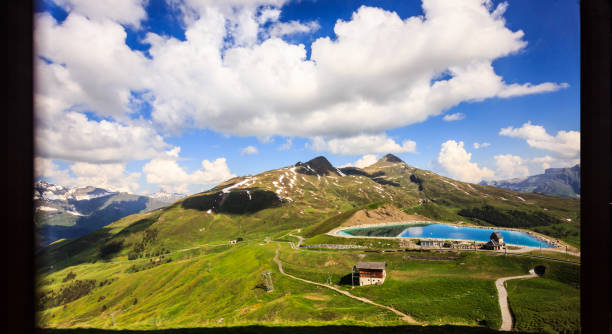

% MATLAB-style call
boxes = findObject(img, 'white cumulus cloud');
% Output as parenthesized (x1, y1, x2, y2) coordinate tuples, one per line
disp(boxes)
(341, 154, 379, 169)
(309, 134, 416, 155)
(436, 140, 494, 183)
(53, 0, 148, 27)
(443, 112, 466, 122)
(35, 111, 176, 164)
(35, 13, 150, 119)
(493, 154, 530, 179)
(499, 121, 579, 158)
(241, 146, 259, 155)
(35, 157, 141, 193)
(143, 157, 235, 194)
(278, 138, 292, 151)
(36, 1, 569, 145)
(473, 142, 491, 149)
(531, 155, 579, 171)
(268, 20, 320, 37)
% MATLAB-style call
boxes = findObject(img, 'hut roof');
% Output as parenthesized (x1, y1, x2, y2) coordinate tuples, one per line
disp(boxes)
(356, 261, 386, 270)
(491, 232, 503, 240)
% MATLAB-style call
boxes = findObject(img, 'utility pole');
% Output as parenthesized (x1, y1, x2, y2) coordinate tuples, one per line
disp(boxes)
(540, 242, 542, 256)
(351, 266, 355, 288)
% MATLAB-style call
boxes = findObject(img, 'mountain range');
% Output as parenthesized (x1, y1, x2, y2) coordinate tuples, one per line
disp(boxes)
(480, 165, 580, 199)
(40, 154, 580, 268)
(34, 181, 185, 248)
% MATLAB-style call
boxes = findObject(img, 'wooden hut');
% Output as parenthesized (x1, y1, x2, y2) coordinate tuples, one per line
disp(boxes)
(354, 261, 387, 286)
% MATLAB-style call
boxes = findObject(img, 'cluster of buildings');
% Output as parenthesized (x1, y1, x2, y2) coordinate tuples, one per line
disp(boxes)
(351, 232, 506, 286)
(418, 232, 506, 250)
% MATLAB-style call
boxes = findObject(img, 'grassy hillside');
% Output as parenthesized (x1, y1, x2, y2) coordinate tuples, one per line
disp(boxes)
(279, 247, 579, 327)
(303, 201, 385, 237)
(38, 242, 402, 329)
(36, 155, 580, 332)
(37, 236, 579, 332)
(507, 278, 580, 333)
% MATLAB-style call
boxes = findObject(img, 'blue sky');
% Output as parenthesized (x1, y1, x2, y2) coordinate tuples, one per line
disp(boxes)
(33, 0, 579, 195)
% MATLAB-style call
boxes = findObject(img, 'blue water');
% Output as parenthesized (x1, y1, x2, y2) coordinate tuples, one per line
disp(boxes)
(341, 223, 554, 248)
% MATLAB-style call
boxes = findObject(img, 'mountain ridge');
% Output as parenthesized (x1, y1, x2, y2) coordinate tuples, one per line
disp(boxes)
(480, 165, 580, 199)
(39, 154, 580, 271)
(34, 181, 181, 248)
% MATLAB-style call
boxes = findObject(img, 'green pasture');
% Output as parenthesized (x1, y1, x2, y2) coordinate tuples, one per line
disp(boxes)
(506, 278, 580, 333)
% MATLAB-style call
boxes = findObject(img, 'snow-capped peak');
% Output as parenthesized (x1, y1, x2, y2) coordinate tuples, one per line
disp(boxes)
(149, 190, 186, 203)
(34, 181, 117, 202)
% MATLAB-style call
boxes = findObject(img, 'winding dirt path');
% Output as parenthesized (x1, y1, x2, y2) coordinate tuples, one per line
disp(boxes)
(287, 234, 304, 249)
(495, 271, 538, 331)
(273, 244, 419, 324)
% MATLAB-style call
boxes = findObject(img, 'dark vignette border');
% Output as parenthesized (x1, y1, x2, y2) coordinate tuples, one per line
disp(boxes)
(580, 0, 611, 333)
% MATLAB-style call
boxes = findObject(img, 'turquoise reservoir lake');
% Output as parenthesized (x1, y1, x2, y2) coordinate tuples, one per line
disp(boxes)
(340, 223, 554, 248)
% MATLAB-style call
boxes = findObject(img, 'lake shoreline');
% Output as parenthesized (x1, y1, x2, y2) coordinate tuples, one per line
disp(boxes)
(327, 220, 566, 250)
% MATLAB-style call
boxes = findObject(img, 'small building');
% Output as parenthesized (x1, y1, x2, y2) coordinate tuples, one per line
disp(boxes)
(484, 232, 505, 250)
(354, 261, 386, 286)
(420, 239, 445, 247)
(451, 242, 472, 249)
(229, 238, 243, 245)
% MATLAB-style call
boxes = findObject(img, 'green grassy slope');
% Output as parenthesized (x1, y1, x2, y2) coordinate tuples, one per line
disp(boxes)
(37, 236, 579, 332)
(303, 201, 385, 238)
(38, 242, 401, 329)
(278, 247, 579, 329)
(506, 278, 580, 333)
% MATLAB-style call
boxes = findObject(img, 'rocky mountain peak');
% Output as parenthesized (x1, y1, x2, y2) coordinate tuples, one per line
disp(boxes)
(381, 154, 404, 163)
(295, 156, 341, 176)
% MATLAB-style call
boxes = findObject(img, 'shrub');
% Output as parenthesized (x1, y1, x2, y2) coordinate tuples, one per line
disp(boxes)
(98, 241, 123, 259)
(38, 279, 97, 311)
(62, 271, 76, 282)
(127, 251, 139, 260)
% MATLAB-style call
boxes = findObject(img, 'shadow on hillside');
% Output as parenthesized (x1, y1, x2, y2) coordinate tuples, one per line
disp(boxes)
(38, 325, 529, 334)
(338, 273, 357, 286)
(37, 197, 151, 249)
(181, 190, 282, 214)
(37, 214, 157, 273)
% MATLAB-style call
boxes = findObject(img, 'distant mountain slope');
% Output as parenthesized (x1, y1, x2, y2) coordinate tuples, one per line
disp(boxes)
(149, 190, 186, 203)
(34, 181, 179, 248)
(480, 165, 580, 199)
(39, 154, 580, 271)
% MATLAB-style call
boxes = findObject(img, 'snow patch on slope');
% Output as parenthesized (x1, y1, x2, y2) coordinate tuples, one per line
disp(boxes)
(38, 206, 58, 212)
(222, 177, 256, 194)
